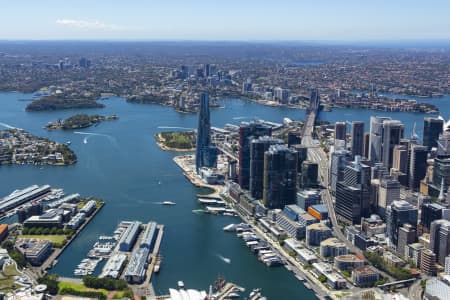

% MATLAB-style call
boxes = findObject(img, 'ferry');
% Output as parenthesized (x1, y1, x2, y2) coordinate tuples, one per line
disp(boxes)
(66, 141, 71, 145)
(154, 255, 162, 273)
(162, 201, 176, 206)
(177, 281, 185, 289)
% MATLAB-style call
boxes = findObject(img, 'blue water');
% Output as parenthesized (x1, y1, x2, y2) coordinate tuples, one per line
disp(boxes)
(1, 92, 449, 298)
(0, 94, 314, 299)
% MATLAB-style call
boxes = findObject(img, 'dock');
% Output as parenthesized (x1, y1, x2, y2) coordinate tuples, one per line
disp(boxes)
(39, 201, 105, 274)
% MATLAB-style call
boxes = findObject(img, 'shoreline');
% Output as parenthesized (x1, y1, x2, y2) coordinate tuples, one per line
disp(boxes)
(155, 133, 196, 152)
(172, 154, 334, 299)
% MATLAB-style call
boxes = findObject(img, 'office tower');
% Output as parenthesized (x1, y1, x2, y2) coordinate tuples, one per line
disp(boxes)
(363, 133, 370, 159)
(292, 145, 308, 171)
(249, 136, 283, 199)
(204, 64, 211, 77)
(386, 200, 418, 249)
(397, 224, 417, 257)
(351, 121, 364, 158)
(195, 93, 217, 173)
(445, 256, 450, 275)
(263, 145, 298, 209)
(382, 120, 404, 169)
(377, 176, 400, 217)
(329, 149, 351, 195)
(420, 249, 437, 276)
(421, 202, 446, 232)
(242, 79, 252, 94)
(238, 122, 272, 189)
(335, 122, 347, 144)
(392, 145, 408, 174)
(287, 131, 302, 147)
(335, 156, 371, 224)
(409, 145, 428, 191)
(369, 116, 391, 163)
(300, 160, 319, 189)
(432, 132, 450, 193)
(430, 219, 450, 265)
(423, 117, 444, 150)
(274, 87, 289, 104)
(228, 159, 237, 182)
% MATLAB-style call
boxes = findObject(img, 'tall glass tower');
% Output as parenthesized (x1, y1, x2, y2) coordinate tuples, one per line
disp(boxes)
(195, 92, 217, 173)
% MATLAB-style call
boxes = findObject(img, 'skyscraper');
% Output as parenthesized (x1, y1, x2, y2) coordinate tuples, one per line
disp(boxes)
(249, 136, 283, 199)
(335, 122, 347, 144)
(329, 149, 351, 195)
(195, 93, 217, 173)
(430, 219, 450, 265)
(335, 156, 371, 224)
(369, 116, 391, 164)
(351, 121, 365, 158)
(409, 144, 428, 191)
(377, 176, 401, 217)
(363, 133, 370, 159)
(263, 145, 298, 209)
(381, 120, 404, 169)
(300, 160, 319, 189)
(432, 132, 450, 194)
(386, 200, 418, 249)
(238, 122, 272, 189)
(423, 117, 444, 150)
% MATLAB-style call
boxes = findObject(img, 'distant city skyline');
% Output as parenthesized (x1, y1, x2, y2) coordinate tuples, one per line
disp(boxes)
(1, 1, 450, 41)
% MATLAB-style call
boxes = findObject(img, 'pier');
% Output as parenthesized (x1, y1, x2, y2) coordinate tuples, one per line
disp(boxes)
(39, 201, 105, 275)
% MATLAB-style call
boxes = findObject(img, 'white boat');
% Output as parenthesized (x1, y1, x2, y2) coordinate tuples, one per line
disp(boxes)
(223, 224, 236, 231)
(225, 292, 240, 299)
(177, 281, 185, 289)
(162, 201, 176, 206)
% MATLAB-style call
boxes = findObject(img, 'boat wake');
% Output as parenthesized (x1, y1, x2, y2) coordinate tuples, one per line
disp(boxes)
(157, 126, 195, 130)
(0, 122, 18, 129)
(217, 254, 231, 264)
(232, 116, 250, 120)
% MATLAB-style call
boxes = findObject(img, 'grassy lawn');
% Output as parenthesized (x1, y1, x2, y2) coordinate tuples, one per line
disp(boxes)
(3, 263, 20, 277)
(20, 234, 66, 245)
(59, 281, 108, 296)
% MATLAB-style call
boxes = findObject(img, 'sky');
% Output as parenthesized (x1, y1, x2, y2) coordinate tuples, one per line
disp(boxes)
(1, 0, 450, 41)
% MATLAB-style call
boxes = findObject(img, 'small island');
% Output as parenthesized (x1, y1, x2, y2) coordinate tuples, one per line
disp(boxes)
(26, 95, 104, 111)
(45, 114, 119, 130)
(0, 128, 77, 165)
(155, 131, 196, 151)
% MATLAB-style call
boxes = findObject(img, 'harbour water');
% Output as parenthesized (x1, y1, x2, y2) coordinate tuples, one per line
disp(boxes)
(0, 92, 450, 298)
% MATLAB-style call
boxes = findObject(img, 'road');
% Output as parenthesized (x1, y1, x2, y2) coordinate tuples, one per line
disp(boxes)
(408, 279, 423, 300)
(301, 112, 362, 256)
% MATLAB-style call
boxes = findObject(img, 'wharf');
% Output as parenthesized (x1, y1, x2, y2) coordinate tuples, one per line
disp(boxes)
(216, 282, 245, 300)
(39, 201, 105, 275)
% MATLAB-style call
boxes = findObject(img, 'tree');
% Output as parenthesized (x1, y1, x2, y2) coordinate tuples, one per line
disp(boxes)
(38, 274, 59, 295)
(318, 274, 327, 283)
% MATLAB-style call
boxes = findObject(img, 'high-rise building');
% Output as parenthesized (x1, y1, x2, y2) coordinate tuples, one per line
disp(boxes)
(300, 160, 319, 189)
(369, 116, 391, 164)
(238, 122, 272, 189)
(420, 249, 437, 276)
(351, 121, 365, 158)
(423, 117, 444, 150)
(386, 200, 418, 249)
(381, 120, 404, 169)
(432, 132, 450, 193)
(363, 133, 370, 159)
(287, 131, 302, 147)
(249, 136, 283, 199)
(421, 202, 447, 232)
(263, 145, 298, 209)
(292, 145, 308, 172)
(392, 145, 408, 174)
(430, 219, 450, 265)
(335, 156, 371, 224)
(377, 176, 400, 217)
(397, 224, 417, 257)
(409, 144, 428, 191)
(335, 122, 347, 144)
(329, 149, 351, 195)
(195, 93, 217, 173)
